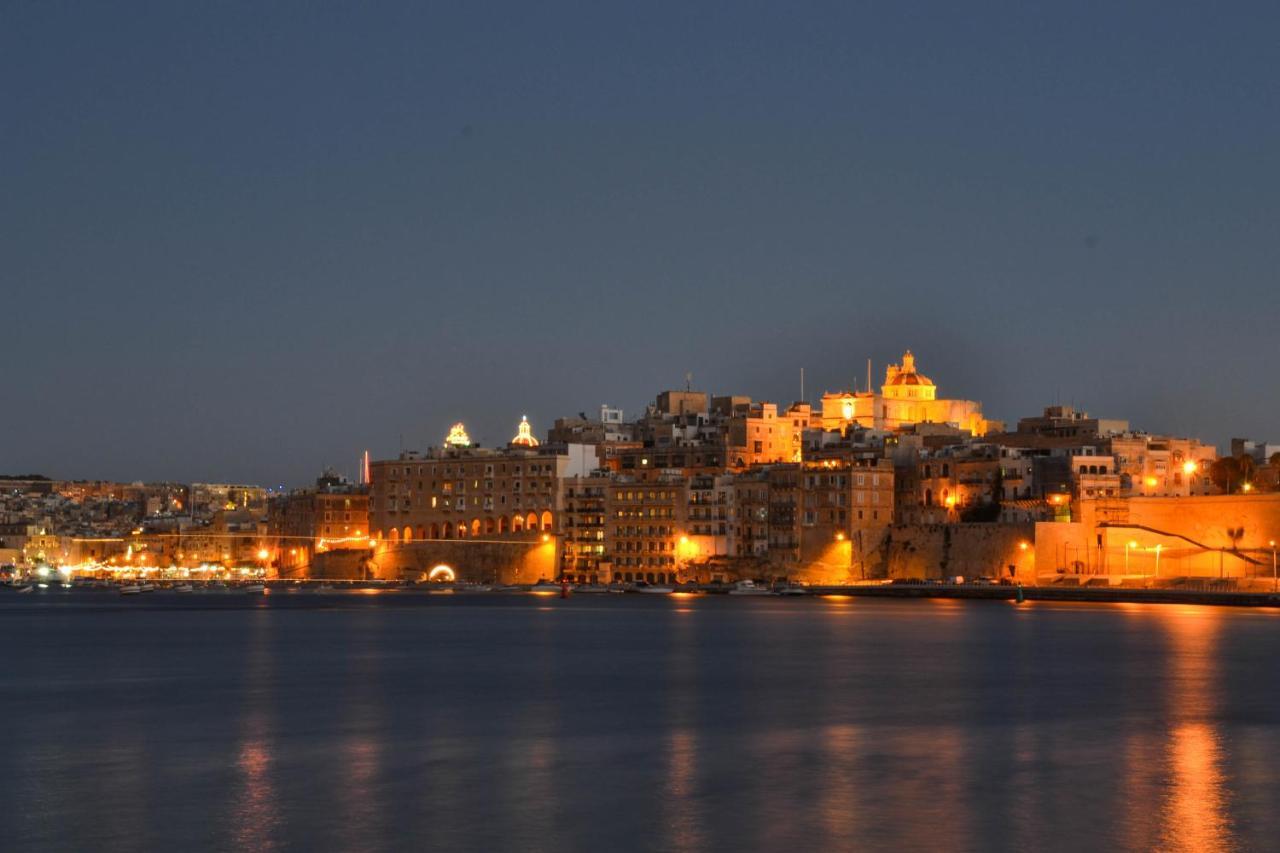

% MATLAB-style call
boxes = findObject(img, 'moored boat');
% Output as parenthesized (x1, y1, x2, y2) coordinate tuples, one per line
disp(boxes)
(728, 580, 773, 596)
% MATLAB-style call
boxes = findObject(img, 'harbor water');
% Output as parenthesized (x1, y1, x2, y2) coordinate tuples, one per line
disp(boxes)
(2, 591, 1278, 851)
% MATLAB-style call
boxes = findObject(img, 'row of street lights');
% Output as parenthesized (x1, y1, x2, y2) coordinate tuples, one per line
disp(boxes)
(1124, 537, 1278, 591)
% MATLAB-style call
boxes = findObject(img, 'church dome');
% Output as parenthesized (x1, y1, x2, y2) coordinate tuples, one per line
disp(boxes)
(884, 350, 934, 387)
(511, 415, 540, 447)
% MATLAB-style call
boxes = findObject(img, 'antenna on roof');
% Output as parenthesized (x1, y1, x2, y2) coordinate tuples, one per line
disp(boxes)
(800, 367, 805, 403)
(685, 371, 693, 391)
(867, 358, 872, 396)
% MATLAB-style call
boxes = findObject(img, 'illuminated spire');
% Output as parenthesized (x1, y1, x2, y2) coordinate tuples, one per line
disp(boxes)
(511, 415, 539, 447)
(445, 422, 472, 447)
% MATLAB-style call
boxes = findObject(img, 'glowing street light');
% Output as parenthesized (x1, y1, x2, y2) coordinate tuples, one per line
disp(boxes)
(1125, 540, 1138, 574)
(1271, 540, 1277, 593)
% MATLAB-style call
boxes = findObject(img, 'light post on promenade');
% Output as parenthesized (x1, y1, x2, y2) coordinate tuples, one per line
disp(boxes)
(1125, 540, 1137, 574)
(1271, 540, 1277, 593)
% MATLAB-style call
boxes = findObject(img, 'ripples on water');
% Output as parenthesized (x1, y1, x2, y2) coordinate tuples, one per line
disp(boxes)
(2, 594, 1278, 852)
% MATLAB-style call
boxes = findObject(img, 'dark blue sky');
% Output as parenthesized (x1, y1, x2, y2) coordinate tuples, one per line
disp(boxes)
(4, 2, 1278, 486)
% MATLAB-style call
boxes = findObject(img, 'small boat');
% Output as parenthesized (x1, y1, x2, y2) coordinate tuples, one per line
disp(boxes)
(637, 585, 674, 594)
(728, 580, 773, 596)
(173, 584, 194, 593)
(573, 584, 609, 594)
(242, 583, 266, 594)
(119, 584, 142, 595)
(138, 583, 156, 593)
(775, 586, 809, 597)
(16, 584, 34, 594)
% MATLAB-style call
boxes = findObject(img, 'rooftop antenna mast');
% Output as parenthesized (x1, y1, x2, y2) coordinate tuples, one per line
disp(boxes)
(867, 358, 872, 396)
(685, 371, 693, 392)
(800, 367, 805, 403)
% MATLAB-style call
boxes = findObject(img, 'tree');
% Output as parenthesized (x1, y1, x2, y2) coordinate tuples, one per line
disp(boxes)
(1209, 457, 1241, 493)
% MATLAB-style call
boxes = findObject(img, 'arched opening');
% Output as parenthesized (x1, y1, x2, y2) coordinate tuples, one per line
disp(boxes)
(925, 488, 933, 506)
(540, 511, 553, 532)
(428, 564, 456, 583)
(442, 523, 451, 539)
(471, 518, 482, 537)
(457, 523, 467, 539)
(430, 523, 440, 539)
(484, 517, 495, 535)
(417, 526, 425, 540)
(402, 526, 413, 542)
(525, 512, 538, 532)
(498, 516, 508, 534)
(388, 528, 400, 543)
(513, 515, 524, 533)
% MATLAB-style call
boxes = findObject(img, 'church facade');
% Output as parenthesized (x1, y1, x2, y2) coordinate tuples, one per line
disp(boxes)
(819, 350, 1000, 436)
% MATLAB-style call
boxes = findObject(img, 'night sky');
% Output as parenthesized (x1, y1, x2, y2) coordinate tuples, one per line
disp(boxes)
(4, 2, 1278, 486)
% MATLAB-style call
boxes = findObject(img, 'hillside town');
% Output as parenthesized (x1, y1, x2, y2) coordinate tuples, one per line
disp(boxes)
(5, 350, 1280, 589)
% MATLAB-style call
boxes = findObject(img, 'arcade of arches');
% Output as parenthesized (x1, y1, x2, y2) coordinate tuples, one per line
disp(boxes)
(379, 511, 554, 543)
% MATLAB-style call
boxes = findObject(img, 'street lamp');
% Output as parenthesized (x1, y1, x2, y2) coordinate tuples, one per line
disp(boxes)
(1153, 544, 1161, 579)
(1271, 540, 1277, 593)
(1125, 540, 1137, 574)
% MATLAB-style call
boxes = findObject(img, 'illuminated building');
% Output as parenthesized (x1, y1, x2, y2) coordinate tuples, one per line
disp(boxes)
(266, 472, 370, 577)
(560, 475, 609, 582)
(367, 435, 594, 546)
(444, 422, 472, 448)
(510, 415, 540, 448)
(820, 350, 1000, 436)
(605, 472, 688, 584)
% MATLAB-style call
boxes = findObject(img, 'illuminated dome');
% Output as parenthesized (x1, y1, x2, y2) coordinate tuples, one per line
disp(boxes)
(445, 422, 472, 447)
(882, 350, 937, 400)
(511, 415, 540, 447)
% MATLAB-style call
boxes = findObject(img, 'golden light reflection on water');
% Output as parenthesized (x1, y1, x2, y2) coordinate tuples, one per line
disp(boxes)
(234, 721, 277, 852)
(666, 728, 702, 853)
(234, 612, 280, 851)
(819, 724, 859, 841)
(1158, 607, 1235, 852)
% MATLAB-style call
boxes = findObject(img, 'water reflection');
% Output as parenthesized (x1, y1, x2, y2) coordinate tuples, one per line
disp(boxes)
(818, 723, 859, 842)
(339, 619, 386, 850)
(1158, 607, 1235, 852)
(233, 612, 280, 851)
(664, 605, 704, 852)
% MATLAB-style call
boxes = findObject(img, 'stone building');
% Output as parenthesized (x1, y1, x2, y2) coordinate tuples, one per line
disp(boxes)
(820, 350, 1001, 436)
(560, 474, 609, 582)
(606, 472, 688, 584)
(367, 419, 594, 546)
(267, 473, 369, 577)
